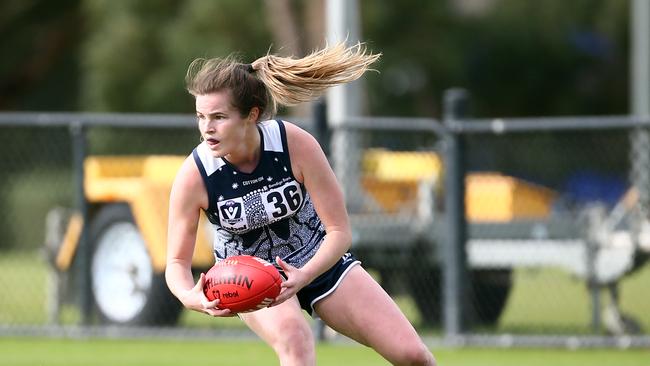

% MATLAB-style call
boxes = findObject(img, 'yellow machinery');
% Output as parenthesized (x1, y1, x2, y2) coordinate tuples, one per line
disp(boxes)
(55, 150, 556, 326)
(56, 156, 213, 274)
(358, 148, 557, 326)
(55, 156, 214, 326)
(361, 148, 556, 220)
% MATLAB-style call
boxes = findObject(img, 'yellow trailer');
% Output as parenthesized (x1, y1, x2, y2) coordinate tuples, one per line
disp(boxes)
(55, 155, 214, 325)
(54, 151, 556, 326)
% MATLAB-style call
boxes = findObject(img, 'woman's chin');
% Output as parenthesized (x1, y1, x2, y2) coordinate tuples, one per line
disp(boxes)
(207, 145, 225, 158)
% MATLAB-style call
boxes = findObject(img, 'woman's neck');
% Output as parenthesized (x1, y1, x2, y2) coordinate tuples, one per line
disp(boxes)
(225, 124, 261, 173)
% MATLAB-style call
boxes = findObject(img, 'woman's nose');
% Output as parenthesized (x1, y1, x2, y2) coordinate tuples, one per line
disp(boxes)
(205, 120, 216, 133)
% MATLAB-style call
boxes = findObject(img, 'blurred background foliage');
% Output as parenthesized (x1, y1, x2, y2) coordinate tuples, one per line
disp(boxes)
(0, 0, 630, 117)
(1, 1, 646, 337)
(80, 0, 272, 113)
(0, 0, 633, 250)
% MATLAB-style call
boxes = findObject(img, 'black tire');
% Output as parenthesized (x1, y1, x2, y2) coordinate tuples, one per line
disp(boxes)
(468, 269, 512, 325)
(408, 267, 512, 327)
(407, 267, 441, 326)
(88, 203, 182, 326)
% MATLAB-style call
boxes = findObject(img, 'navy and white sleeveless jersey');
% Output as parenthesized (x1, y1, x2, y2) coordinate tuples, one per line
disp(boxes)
(192, 119, 326, 268)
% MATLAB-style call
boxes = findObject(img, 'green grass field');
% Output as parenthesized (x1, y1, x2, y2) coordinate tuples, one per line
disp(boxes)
(1, 338, 649, 366)
(1, 249, 650, 366)
(1, 251, 650, 365)
(2, 249, 649, 333)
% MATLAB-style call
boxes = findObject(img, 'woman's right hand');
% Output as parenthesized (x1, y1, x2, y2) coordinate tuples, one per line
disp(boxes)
(180, 273, 233, 317)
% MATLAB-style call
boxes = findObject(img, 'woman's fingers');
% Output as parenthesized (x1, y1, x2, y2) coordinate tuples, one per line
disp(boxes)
(190, 272, 233, 316)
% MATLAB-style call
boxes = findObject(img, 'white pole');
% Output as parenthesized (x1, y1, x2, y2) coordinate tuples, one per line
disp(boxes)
(326, 0, 365, 211)
(631, 0, 650, 116)
(326, 0, 362, 124)
(630, 0, 650, 216)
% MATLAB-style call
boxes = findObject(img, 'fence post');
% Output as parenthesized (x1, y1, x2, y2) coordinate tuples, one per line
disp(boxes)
(442, 88, 470, 339)
(631, 0, 650, 218)
(312, 98, 330, 157)
(70, 121, 92, 325)
(312, 98, 330, 342)
(584, 205, 605, 333)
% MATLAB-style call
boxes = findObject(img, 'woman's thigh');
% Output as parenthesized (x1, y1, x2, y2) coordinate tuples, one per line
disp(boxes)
(314, 265, 426, 357)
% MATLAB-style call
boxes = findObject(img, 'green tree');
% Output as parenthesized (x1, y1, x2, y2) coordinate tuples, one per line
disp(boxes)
(0, 0, 82, 110)
(80, 0, 272, 113)
(362, 0, 629, 118)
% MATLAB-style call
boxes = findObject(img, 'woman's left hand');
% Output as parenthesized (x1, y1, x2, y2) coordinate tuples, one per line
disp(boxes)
(271, 256, 311, 306)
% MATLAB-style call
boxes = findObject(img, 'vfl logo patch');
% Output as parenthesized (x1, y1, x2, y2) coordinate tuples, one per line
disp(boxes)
(220, 200, 242, 222)
(218, 199, 247, 230)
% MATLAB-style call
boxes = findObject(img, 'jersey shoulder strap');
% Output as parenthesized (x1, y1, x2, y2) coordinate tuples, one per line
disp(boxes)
(258, 119, 289, 154)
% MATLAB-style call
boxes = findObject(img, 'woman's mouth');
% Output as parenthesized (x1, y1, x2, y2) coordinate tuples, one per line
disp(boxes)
(206, 137, 220, 148)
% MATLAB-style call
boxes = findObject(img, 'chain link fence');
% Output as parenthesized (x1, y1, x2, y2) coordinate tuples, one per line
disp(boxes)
(332, 92, 650, 346)
(1, 105, 650, 347)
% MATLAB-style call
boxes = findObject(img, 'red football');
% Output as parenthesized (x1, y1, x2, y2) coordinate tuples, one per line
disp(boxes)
(203, 255, 282, 313)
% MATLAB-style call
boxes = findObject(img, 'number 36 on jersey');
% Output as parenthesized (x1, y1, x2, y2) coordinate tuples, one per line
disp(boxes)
(216, 180, 304, 233)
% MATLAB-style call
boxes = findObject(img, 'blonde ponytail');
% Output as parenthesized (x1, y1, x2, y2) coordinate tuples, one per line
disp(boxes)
(186, 42, 380, 120)
(251, 42, 381, 112)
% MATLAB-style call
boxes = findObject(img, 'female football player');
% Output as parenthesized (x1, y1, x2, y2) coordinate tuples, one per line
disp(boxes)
(165, 42, 436, 366)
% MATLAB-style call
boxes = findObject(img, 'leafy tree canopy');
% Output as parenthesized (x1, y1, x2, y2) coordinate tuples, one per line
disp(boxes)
(80, 0, 272, 113)
(0, 0, 631, 118)
(362, 0, 629, 117)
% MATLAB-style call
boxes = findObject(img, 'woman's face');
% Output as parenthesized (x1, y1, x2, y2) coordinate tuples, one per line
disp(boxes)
(195, 91, 253, 158)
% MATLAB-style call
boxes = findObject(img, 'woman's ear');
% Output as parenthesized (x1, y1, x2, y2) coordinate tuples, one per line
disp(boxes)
(248, 107, 260, 122)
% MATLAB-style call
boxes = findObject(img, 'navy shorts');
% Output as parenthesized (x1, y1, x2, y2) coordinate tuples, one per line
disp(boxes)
(281, 252, 360, 316)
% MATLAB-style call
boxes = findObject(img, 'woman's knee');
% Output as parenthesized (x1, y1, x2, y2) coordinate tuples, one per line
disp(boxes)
(391, 342, 436, 366)
(270, 318, 315, 361)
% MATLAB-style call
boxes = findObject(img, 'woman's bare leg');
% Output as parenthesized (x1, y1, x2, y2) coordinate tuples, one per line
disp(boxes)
(240, 297, 316, 366)
(315, 265, 436, 366)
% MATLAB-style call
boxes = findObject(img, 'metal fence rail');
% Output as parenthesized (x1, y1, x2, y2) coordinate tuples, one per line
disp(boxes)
(1, 102, 649, 347)
(331, 90, 650, 342)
